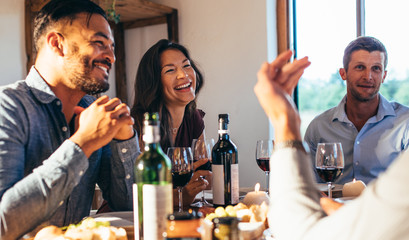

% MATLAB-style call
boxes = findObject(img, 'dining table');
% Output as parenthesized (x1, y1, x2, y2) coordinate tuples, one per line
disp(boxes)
(26, 184, 351, 240)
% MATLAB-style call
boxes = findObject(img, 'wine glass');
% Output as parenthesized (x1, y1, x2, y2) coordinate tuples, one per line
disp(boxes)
(315, 142, 344, 198)
(256, 139, 274, 194)
(167, 147, 193, 212)
(191, 138, 215, 207)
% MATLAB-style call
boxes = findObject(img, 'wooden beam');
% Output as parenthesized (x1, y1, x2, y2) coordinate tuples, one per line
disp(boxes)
(123, 16, 167, 29)
(111, 22, 128, 104)
(276, 0, 289, 54)
(167, 9, 179, 43)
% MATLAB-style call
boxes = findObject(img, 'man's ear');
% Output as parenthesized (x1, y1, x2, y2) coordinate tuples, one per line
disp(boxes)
(46, 32, 64, 57)
(382, 70, 387, 83)
(339, 68, 347, 81)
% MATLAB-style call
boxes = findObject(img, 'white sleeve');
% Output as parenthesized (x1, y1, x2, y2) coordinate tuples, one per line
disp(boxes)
(269, 148, 409, 240)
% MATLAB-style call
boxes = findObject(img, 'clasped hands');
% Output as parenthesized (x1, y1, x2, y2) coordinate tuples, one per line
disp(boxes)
(70, 95, 134, 157)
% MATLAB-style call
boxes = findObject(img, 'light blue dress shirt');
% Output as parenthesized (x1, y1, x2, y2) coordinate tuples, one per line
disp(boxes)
(304, 94, 409, 184)
(0, 67, 140, 239)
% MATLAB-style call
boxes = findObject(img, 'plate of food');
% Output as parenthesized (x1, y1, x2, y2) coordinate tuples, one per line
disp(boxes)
(201, 202, 268, 240)
(32, 217, 130, 240)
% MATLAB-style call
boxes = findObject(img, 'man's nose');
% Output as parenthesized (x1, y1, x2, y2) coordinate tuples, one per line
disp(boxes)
(104, 46, 115, 64)
(363, 69, 372, 80)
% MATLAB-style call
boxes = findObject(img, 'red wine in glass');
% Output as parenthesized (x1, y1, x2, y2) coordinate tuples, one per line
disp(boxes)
(316, 167, 343, 183)
(172, 170, 193, 187)
(315, 142, 344, 198)
(256, 140, 273, 194)
(256, 157, 270, 172)
(168, 147, 193, 212)
(191, 138, 214, 207)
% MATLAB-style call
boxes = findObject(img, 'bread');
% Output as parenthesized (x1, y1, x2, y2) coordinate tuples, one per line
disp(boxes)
(34, 226, 65, 240)
(33, 218, 128, 240)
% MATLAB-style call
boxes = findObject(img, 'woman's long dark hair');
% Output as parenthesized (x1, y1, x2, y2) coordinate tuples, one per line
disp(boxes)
(131, 39, 204, 150)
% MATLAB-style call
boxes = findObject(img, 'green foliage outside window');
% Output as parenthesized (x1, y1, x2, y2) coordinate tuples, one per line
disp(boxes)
(298, 70, 409, 135)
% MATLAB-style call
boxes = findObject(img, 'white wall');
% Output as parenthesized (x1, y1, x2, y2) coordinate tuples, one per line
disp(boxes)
(0, 0, 277, 189)
(0, 0, 26, 83)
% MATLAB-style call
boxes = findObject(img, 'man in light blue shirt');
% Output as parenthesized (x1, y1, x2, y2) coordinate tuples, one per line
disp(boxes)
(0, 0, 140, 238)
(304, 36, 409, 184)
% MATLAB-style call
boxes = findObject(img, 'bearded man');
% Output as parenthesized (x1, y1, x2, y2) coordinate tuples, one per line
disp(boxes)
(304, 36, 409, 184)
(0, 0, 140, 238)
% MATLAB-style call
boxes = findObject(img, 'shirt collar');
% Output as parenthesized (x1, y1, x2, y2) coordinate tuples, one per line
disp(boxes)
(332, 94, 396, 123)
(25, 66, 59, 104)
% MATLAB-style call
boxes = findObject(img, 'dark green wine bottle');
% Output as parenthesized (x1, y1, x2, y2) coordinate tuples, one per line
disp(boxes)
(133, 112, 172, 240)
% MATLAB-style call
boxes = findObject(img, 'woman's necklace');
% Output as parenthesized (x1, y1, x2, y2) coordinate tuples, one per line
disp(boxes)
(171, 127, 178, 135)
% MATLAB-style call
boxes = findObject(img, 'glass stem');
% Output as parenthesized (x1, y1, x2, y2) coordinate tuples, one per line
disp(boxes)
(266, 171, 270, 194)
(178, 187, 183, 212)
(201, 189, 206, 203)
(328, 182, 332, 198)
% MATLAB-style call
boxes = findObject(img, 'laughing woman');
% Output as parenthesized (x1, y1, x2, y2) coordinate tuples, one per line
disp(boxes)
(131, 39, 211, 208)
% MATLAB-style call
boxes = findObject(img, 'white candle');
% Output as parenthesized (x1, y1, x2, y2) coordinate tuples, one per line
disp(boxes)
(242, 183, 270, 206)
(342, 178, 366, 197)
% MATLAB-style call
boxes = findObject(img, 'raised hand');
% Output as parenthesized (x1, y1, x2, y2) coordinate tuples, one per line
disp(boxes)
(254, 50, 310, 142)
(70, 95, 134, 157)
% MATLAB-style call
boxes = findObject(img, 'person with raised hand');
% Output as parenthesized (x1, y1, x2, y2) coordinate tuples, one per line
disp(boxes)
(254, 50, 409, 240)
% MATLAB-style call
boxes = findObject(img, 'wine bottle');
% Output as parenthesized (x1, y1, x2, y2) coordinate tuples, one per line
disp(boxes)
(133, 112, 173, 240)
(212, 113, 239, 207)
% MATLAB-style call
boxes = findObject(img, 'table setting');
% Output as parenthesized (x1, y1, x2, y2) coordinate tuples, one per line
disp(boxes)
(28, 140, 369, 240)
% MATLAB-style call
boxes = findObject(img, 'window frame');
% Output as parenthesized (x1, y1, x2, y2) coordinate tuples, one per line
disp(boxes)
(277, 0, 366, 106)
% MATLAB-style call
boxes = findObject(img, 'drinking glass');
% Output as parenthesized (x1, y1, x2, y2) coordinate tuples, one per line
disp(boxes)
(315, 142, 344, 198)
(256, 139, 274, 194)
(191, 138, 215, 207)
(167, 147, 193, 212)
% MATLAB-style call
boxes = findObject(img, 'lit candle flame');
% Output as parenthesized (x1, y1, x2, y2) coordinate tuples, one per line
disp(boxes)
(353, 178, 356, 183)
(255, 183, 260, 192)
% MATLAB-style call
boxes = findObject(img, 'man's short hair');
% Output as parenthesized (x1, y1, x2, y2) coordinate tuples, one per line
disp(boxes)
(33, 0, 107, 52)
(343, 36, 388, 72)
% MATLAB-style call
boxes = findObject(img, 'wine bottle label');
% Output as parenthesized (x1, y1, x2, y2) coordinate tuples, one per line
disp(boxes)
(231, 164, 239, 204)
(212, 164, 225, 205)
(212, 163, 239, 205)
(143, 125, 160, 144)
(218, 129, 229, 134)
(133, 183, 172, 240)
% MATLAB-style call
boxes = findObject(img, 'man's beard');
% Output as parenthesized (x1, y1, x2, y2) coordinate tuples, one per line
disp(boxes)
(65, 49, 110, 95)
(349, 85, 379, 102)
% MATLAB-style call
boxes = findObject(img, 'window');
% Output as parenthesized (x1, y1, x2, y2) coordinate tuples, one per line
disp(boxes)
(294, 0, 409, 135)
(366, 0, 409, 105)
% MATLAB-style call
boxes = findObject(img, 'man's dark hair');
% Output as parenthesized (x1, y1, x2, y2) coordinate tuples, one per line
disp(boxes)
(33, 0, 107, 51)
(343, 36, 388, 72)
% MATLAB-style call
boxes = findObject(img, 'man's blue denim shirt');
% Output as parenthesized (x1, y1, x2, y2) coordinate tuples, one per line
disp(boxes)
(0, 67, 140, 239)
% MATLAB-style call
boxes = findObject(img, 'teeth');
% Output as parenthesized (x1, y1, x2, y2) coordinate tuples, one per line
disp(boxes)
(176, 83, 190, 90)
(96, 65, 108, 73)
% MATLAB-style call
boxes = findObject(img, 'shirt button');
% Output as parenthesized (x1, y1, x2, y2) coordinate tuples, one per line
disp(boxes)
(56, 101, 61, 106)
(356, 141, 360, 145)
(355, 161, 359, 166)
(126, 174, 131, 180)
(79, 170, 84, 176)
(62, 126, 68, 132)
(121, 148, 128, 153)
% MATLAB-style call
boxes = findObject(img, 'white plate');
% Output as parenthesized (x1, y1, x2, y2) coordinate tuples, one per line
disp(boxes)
(93, 211, 133, 227)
